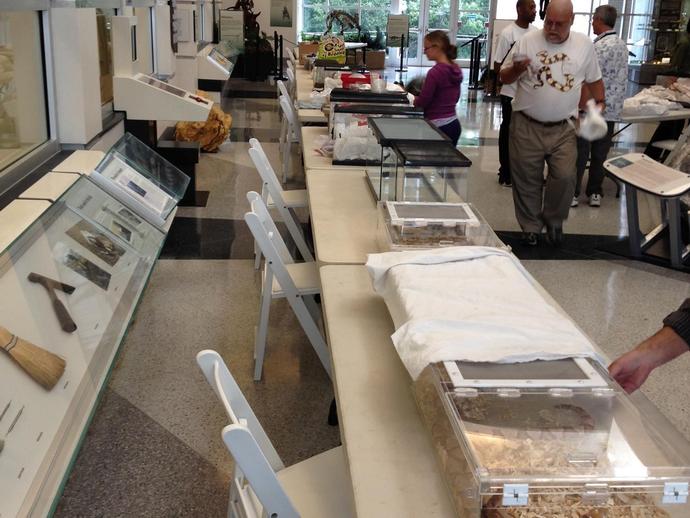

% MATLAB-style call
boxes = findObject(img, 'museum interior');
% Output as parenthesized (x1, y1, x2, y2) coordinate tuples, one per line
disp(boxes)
(3, 1, 690, 517)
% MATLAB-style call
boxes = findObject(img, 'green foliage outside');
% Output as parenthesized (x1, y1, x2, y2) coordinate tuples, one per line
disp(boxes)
(300, 0, 489, 61)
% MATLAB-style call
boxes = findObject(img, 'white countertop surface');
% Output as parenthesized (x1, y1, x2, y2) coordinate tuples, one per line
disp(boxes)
(306, 169, 380, 265)
(620, 108, 690, 123)
(320, 264, 456, 518)
(50, 150, 105, 175)
(19, 172, 79, 201)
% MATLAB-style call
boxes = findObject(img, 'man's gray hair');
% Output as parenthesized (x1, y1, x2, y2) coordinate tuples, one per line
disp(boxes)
(594, 5, 617, 27)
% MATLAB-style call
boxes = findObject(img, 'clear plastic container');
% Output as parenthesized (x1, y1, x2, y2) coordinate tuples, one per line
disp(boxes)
(377, 201, 506, 250)
(90, 133, 190, 227)
(414, 358, 690, 518)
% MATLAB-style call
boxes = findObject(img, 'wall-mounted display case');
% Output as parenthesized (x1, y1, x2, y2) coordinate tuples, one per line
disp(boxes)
(90, 133, 190, 229)
(414, 358, 690, 518)
(0, 173, 168, 518)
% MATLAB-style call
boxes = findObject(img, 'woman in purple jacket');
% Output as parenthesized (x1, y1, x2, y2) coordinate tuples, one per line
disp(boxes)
(413, 31, 463, 146)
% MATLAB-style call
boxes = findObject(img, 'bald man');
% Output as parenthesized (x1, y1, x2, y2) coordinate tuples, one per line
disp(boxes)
(500, 0, 605, 247)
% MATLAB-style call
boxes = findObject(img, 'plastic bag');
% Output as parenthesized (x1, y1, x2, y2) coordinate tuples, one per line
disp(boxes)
(577, 99, 608, 141)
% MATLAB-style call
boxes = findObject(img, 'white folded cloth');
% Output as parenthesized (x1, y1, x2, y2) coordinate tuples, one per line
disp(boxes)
(366, 247, 602, 379)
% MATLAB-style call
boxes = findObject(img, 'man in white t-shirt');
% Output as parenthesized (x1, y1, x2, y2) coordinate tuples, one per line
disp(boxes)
(500, 0, 604, 247)
(493, 0, 537, 187)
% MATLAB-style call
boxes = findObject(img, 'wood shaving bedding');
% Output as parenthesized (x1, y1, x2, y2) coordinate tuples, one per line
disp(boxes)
(414, 364, 671, 518)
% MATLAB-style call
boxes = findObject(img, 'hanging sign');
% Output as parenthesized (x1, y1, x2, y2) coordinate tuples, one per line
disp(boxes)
(387, 14, 409, 48)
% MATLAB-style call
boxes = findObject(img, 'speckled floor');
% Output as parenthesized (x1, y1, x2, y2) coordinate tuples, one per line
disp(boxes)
(54, 70, 690, 517)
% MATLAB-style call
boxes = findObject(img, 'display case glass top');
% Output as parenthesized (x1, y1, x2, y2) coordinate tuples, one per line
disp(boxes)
(92, 133, 190, 224)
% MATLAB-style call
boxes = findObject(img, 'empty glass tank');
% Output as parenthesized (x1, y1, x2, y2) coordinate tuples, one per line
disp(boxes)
(414, 357, 690, 518)
(331, 104, 423, 166)
(377, 201, 506, 251)
(373, 140, 471, 202)
(365, 117, 458, 201)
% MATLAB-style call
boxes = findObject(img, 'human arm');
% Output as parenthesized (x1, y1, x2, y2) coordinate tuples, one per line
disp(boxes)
(499, 58, 531, 85)
(609, 299, 690, 393)
(579, 83, 591, 111)
(413, 67, 439, 109)
(584, 79, 605, 113)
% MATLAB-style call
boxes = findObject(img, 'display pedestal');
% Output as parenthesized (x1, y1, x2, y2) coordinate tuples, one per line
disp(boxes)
(123, 119, 208, 207)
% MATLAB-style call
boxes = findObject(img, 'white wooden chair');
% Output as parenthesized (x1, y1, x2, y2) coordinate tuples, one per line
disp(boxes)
(286, 67, 296, 99)
(196, 350, 355, 518)
(279, 95, 301, 184)
(277, 78, 292, 104)
(247, 139, 311, 269)
(246, 191, 327, 381)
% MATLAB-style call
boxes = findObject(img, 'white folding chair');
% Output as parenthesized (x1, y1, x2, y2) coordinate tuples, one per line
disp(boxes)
(277, 78, 292, 103)
(247, 139, 311, 269)
(279, 95, 301, 184)
(286, 67, 296, 99)
(196, 350, 355, 518)
(245, 191, 328, 381)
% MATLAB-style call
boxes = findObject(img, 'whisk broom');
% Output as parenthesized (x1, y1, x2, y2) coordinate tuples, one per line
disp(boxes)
(0, 326, 66, 390)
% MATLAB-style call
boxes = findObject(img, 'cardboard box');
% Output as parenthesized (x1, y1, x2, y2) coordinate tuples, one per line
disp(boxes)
(366, 50, 386, 70)
(298, 42, 320, 65)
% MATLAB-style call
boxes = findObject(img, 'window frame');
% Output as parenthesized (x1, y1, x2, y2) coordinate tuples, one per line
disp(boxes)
(0, 6, 59, 200)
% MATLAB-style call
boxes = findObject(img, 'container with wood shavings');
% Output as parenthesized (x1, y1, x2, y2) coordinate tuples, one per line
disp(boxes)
(377, 201, 507, 251)
(413, 358, 690, 517)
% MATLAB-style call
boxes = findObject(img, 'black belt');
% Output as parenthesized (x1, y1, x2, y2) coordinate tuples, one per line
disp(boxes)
(517, 111, 573, 127)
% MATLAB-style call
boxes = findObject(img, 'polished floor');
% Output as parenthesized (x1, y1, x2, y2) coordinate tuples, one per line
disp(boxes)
(55, 70, 690, 516)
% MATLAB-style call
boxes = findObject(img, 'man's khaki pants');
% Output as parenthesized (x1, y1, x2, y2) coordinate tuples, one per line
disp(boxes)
(509, 111, 577, 233)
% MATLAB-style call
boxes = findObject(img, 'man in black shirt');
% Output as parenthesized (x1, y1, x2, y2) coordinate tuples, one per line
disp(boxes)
(609, 299, 690, 393)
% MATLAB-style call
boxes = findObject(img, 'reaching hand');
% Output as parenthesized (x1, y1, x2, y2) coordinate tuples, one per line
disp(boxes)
(608, 326, 688, 393)
(512, 58, 531, 75)
(608, 347, 656, 393)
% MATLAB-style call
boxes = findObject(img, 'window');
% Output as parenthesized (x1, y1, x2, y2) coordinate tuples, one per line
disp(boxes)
(456, 0, 490, 60)
(96, 8, 117, 107)
(300, 0, 392, 39)
(0, 10, 49, 174)
(493, 0, 653, 63)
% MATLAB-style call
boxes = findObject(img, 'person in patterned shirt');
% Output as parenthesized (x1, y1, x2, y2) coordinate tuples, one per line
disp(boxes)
(573, 5, 628, 208)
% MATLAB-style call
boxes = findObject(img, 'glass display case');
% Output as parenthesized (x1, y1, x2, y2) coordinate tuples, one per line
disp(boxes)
(377, 201, 506, 251)
(366, 117, 453, 201)
(90, 133, 190, 228)
(0, 174, 167, 518)
(414, 358, 690, 518)
(331, 104, 423, 166)
(207, 45, 235, 75)
(368, 139, 471, 202)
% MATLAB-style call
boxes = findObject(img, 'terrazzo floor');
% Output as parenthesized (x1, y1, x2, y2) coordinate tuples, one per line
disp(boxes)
(53, 68, 690, 517)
